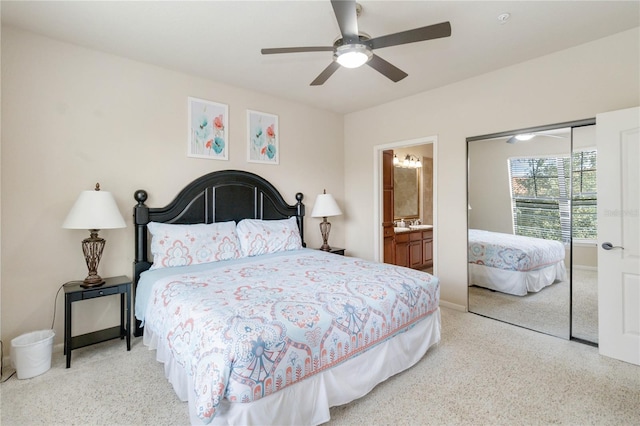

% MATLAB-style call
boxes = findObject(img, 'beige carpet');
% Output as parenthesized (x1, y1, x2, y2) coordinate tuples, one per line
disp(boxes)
(2, 307, 638, 425)
(571, 268, 599, 342)
(469, 268, 598, 343)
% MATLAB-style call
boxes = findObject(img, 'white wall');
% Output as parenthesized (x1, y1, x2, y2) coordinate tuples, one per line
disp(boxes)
(1, 27, 344, 345)
(343, 27, 639, 309)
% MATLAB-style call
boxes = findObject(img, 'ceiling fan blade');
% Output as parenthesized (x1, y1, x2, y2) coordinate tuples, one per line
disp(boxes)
(311, 61, 341, 86)
(506, 136, 518, 144)
(367, 54, 408, 83)
(261, 46, 334, 55)
(331, 0, 359, 44)
(368, 21, 452, 50)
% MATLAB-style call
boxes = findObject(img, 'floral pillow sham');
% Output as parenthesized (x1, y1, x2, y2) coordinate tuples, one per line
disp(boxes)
(148, 221, 242, 269)
(236, 217, 303, 257)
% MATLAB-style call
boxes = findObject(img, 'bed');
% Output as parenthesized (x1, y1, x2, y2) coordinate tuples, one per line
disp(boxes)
(468, 229, 567, 296)
(133, 170, 441, 425)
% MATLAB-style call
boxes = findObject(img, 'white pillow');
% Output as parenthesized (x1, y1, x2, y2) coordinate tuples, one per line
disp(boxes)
(236, 217, 303, 257)
(148, 221, 242, 269)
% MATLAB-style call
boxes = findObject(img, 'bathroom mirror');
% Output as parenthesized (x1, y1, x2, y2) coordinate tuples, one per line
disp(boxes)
(394, 166, 420, 219)
(467, 120, 598, 342)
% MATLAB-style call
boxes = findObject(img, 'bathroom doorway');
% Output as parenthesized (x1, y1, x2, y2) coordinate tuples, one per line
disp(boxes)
(372, 136, 438, 275)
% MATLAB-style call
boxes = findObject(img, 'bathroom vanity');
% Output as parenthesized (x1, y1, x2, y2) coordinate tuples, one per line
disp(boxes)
(382, 148, 434, 270)
(393, 225, 433, 270)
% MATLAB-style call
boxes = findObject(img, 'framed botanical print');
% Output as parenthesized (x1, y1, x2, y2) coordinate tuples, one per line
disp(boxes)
(247, 110, 279, 164)
(188, 97, 229, 160)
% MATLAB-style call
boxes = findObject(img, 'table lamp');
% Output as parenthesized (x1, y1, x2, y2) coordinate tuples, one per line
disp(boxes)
(311, 190, 342, 251)
(63, 183, 126, 287)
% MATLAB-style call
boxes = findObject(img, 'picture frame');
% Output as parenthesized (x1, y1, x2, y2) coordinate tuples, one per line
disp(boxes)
(247, 109, 279, 164)
(188, 97, 229, 160)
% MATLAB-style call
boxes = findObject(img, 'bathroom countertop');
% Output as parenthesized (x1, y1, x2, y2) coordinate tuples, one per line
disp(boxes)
(394, 224, 433, 233)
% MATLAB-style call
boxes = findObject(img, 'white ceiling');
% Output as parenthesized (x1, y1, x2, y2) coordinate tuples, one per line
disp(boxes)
(2, 1, 639, 114)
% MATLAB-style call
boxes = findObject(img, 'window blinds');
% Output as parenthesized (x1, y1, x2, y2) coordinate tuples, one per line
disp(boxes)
(509, 150, 597, 242)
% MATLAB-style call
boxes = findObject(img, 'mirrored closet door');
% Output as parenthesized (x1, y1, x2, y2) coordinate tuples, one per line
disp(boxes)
(467, 119, 598, 344)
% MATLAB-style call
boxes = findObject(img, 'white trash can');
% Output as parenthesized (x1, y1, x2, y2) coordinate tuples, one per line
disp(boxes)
(10, 329, 55, 379)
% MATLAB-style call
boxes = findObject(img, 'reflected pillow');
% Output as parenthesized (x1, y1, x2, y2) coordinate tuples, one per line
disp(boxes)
(148, 221, 242, 269)
(236, 217, 303, 257)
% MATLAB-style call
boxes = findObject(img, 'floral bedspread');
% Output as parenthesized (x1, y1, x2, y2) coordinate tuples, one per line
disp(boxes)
(468, 229, 566, 272)
(143, 249, 439, 424)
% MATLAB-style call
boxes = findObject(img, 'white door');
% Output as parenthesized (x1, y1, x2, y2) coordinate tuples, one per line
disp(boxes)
(596, 106, 640, 365)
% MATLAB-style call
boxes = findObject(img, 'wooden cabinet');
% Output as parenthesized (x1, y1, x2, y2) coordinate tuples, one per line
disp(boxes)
(422, 230, 433, 268)
(394, 232, 409, 267)
(382, 150, 395, 264)
(383, 225, 395, 264)
(409, 231, 423, 268)
(394, 229, 432, 270)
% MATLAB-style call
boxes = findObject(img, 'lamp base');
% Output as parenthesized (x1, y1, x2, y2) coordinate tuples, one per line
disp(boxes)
(319, 218, 332, 252)
(81, 276, 105, 288)
(81, 230, 106, 288)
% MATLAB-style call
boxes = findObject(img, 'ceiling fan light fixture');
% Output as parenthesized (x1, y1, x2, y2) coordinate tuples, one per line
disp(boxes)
(335, 44, 372, 68)
(515, 133, 535, 141)
(261, 1, 452, 85)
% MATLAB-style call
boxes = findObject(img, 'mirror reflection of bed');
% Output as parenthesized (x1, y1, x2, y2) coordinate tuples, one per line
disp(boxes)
(467, 122, 598, 344)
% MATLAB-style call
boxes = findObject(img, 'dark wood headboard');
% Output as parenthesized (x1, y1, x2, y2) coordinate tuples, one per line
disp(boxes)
(132, 169, 305, 335)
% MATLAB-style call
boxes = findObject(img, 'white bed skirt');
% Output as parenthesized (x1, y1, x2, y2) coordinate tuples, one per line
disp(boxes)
(468, 262, 566, 296)
(144, 307, 441, 425)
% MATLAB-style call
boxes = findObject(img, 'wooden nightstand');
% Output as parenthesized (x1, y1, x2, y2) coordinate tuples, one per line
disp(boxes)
(64, 275, 131, 368)
(328, 247, 345, 255)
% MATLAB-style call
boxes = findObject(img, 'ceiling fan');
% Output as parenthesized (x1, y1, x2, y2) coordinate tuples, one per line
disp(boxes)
(261, 0, 452, 86)
(506, 131, 569, 144)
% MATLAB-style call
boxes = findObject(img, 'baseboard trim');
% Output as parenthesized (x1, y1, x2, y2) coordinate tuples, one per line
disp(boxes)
(439, 300, 467, 312)
(573, 265, 597, 272)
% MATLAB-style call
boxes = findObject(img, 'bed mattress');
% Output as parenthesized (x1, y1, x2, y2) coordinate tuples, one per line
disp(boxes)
(468, 229, 567, 295)
(137, 248, 440, 424)
(468, 229, 566, 272)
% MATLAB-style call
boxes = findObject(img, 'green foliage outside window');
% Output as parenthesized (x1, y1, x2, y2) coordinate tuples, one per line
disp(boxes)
(572, 151, 597, 239)
(509, 150, 597, 242)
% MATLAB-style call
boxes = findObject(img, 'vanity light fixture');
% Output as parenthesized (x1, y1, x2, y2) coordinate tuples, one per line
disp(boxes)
(399, 154, 422, 168)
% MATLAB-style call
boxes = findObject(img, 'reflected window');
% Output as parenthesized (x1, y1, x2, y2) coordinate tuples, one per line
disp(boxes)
(509, 156, 570, 242)
(508, 150, 597, 243)
(572, 150, 598, 240)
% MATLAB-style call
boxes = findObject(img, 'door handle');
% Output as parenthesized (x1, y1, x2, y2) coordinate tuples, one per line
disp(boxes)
(602, 242, 624, 250)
